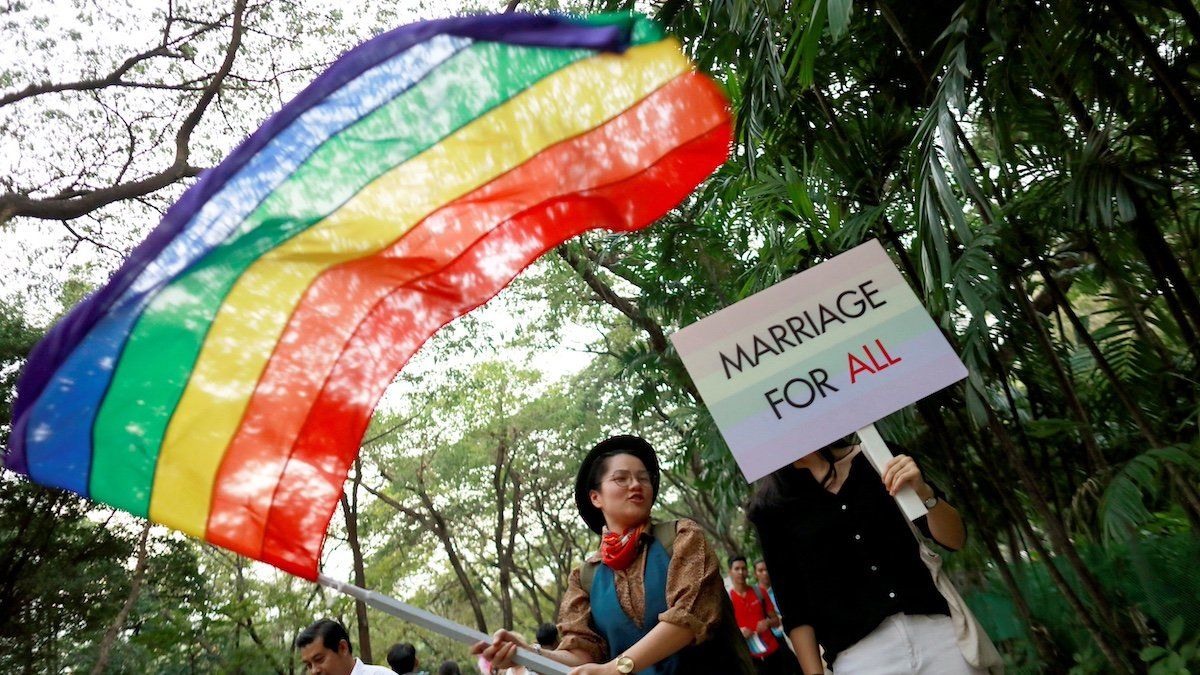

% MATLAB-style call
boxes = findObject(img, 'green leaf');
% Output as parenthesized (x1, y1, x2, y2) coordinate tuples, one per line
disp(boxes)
(1167, 616, 1184, 646)
(1140, 646, 1168, 661)
(827, 0, 853, 41)
(791, 0, 828, 88)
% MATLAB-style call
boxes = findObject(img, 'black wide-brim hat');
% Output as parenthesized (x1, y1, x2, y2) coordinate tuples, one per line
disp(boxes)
(574, 435, 661, 534)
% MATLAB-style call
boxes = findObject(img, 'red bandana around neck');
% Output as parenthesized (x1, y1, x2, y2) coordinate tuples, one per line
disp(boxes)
(601, 522, 648, 571)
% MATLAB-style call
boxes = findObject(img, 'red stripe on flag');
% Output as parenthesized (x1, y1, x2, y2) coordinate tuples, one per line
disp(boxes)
(258, 121, 731, 578)
(204, 73, 729, 559)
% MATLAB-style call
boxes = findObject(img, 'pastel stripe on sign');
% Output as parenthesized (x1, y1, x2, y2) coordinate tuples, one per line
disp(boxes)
(726, 329, 966, 481)
(258, 123, 732, 577)
(670, 239, 969, 482)
(20, 35, 472, 495)
(692, 300, 930, 407)
(671, 241, 893, 354)
(679, 259, 917, 386)
(87, 38, 613, 516)
(149, 38, 689, 538)
(705, 306, 943, 423)
(203, 73, 729, 558)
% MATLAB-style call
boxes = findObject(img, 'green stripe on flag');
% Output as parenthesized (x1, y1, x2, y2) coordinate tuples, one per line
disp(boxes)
(90, 23, 661, 515)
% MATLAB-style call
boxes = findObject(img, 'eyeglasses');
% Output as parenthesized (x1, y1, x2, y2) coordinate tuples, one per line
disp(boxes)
(604, 471, 653, 488)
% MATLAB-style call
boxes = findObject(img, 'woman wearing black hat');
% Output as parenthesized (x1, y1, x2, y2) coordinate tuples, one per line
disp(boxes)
(473, 435, 754, 675)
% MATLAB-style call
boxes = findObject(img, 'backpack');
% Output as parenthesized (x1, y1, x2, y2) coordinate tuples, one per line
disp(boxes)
(752, 586, 769, 618)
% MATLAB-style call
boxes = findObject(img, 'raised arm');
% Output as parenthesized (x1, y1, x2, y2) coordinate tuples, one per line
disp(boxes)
(882, 454, 966, 550)
(471, 567, 603, 670)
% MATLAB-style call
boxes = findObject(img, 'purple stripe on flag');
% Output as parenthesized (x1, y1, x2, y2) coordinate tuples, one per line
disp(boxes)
(4, 13, 632, 474)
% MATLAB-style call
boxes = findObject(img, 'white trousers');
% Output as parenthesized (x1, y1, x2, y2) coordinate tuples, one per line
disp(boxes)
(832, 614, 986, 674)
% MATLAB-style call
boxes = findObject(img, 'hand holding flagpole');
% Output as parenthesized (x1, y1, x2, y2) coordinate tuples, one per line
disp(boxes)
(318, 575, 572, 675)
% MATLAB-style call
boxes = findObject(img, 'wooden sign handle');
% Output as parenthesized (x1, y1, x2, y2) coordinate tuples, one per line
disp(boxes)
(856, 423, 928, 521)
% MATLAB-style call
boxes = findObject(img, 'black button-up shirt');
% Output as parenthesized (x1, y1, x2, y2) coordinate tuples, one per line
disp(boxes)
(748, 452, 951, 667)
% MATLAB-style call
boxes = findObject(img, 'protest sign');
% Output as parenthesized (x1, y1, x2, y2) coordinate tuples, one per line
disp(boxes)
(671, 239, 967, 515)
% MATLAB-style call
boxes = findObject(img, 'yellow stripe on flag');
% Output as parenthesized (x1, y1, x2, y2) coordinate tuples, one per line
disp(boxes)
(149, 38, 689, 537)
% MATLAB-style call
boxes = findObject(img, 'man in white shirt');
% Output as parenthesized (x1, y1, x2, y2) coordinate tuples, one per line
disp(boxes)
(297, 618, 394, 675)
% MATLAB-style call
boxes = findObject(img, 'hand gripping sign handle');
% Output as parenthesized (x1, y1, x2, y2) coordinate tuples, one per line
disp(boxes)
(856, 423, 928, 522)
(317, 574, 572, 675)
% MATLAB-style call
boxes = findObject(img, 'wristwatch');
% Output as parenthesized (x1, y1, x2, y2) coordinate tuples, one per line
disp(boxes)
(923, 494, 939, 509)
(532, 642, 543, 655)
(615, 655, 635, 673)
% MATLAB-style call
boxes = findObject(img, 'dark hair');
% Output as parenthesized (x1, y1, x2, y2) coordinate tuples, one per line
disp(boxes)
(437, 660, 462, 675)
(295, 618, 351, 653)
(728, 554, 748, 568)
(747, 435, 857, 521)
(587, 450, 655, 498)
(386, 642, 417, 673)
(535, 622, 559, 647)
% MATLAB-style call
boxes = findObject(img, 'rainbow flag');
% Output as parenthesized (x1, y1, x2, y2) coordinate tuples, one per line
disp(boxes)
(4, 12, 731, 579)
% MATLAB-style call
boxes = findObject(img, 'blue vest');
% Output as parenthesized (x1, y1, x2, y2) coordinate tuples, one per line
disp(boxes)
(589, 539, 680, 675)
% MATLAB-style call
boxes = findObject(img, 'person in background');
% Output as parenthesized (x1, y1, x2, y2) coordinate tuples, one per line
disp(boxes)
(385, 642, 425, 675)
(436, 661, 462, 675)
(295, 619, 394, 675)
(535, 623, 560, 651)
(473, 435, 754, 675)
(754, 561, 789, 645)
(728, 556, 798, 675)
(748, 436, 981, 674)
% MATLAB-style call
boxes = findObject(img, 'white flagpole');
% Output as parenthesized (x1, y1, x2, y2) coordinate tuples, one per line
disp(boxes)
(856, 423, 928, 521)
(317, 574, 572, 675)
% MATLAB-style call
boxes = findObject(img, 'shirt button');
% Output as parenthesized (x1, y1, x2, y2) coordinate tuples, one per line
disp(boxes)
(841, 504, 848, 511)
(888, 592, 896, 598)
(854, 534, 862, 541)
(871, 565, 878, 572)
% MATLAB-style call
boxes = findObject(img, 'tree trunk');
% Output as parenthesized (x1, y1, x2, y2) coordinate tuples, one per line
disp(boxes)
(1086, 241, 1174, 364)
(917, 400, 1061, 665)
(341, 461, 371, 663)
(1035, 259, 1200, 531)
(1107, 0, 1200, 165)
(1169, 0, 1200, 40)
(1142, 242, 1200, 356)
(1131, 208, 1200, 336)
(1035, 259, 1160, 441)
(370, 470, 491, 633)
(493, 433, 518, 631)
(984, 406, 1144, 672)
(91, 523, 151, 675)
(1008, 271, 1108, 471)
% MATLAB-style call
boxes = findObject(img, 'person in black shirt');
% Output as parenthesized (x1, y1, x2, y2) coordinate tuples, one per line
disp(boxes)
(747, 435, 984, 674)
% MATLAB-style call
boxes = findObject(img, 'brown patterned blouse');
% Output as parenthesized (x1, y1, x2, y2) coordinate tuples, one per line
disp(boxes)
(555, 518, 726, 662)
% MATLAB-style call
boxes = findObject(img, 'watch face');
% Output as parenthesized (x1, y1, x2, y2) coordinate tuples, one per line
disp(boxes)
(616, 655, 635, 673)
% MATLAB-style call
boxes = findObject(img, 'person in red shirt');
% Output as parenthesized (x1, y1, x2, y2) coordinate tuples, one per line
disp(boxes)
(728, 556, 799, 675)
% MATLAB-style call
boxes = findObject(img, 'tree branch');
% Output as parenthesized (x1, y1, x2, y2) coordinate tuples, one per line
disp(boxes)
(0, 0, 247, 227)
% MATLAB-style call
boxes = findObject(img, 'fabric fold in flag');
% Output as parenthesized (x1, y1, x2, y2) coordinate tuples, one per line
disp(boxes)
(5, 11, 731, 580)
